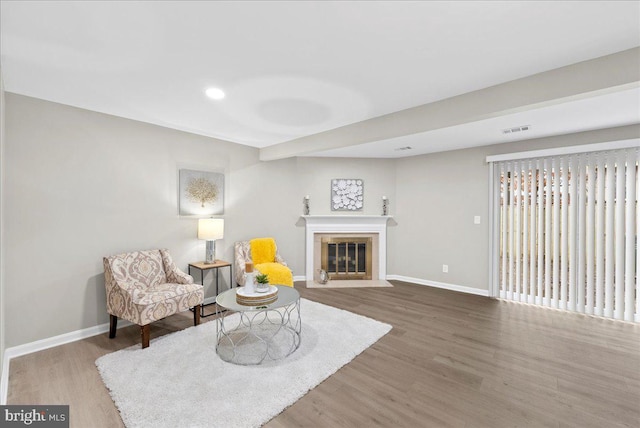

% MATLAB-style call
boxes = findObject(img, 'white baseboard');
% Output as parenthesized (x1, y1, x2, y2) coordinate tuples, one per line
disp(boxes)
(0, 318, 132, 405)
(386, 275, 489, 297)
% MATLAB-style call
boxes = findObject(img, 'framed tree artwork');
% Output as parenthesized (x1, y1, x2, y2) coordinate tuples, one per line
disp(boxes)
(179, 169, 224, 216)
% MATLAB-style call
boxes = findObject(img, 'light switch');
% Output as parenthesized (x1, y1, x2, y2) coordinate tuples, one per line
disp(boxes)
(474, 216, 481, 224)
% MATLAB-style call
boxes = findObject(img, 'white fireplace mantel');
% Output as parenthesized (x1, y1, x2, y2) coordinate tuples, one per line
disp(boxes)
(301, 215, 393, 280)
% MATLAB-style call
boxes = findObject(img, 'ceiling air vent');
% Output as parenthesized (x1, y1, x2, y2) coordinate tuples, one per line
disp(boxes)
(502, 125, 531, 134)
(394, 146, 413, 151)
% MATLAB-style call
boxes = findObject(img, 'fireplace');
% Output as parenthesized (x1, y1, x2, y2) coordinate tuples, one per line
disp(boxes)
(302, 215, 391, 283)
(321, 236, 373, 280)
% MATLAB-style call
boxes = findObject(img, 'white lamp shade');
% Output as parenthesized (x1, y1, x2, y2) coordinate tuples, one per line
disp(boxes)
(198, 218, 224, 240)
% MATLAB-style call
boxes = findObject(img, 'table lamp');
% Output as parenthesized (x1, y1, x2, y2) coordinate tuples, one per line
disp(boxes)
(198, 218, 224, 264)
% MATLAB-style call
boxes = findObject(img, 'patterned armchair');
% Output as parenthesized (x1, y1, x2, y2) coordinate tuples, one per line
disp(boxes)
(234, 238, 293, 287)
(103, 249, 204, 348)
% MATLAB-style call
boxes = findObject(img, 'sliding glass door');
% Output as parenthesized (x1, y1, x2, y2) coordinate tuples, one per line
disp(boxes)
(490, 146, 638, 322)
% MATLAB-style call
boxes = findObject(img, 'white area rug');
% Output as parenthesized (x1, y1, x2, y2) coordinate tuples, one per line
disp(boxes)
(96, 298, 391, 428)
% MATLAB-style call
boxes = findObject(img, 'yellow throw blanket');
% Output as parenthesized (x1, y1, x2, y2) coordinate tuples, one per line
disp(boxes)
(250, 237, 276, 265)
(250, 237, 293, 286)
(254, 263, 293, 287)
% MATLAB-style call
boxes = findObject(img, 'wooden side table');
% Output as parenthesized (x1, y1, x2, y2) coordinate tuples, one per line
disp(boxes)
(188, 260, 233, 318)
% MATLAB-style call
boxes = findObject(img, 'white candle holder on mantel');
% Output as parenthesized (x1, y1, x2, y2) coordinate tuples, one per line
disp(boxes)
(303, 195, 310, 215)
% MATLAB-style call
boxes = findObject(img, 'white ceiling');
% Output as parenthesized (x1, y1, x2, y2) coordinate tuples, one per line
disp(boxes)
(1, 1, 639, 158)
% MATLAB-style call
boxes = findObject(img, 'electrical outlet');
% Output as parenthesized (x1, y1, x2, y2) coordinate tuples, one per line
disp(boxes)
(474, 216, 481, 224)
(442, 264, 449, 273)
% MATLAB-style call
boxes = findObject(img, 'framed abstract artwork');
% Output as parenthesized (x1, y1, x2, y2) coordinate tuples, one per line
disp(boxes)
(331, 178, 363, 211)
(179, 169, 224, 216)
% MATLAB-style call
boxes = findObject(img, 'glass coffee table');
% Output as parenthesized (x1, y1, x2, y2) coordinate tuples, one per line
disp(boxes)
(215, 285, 301, 365)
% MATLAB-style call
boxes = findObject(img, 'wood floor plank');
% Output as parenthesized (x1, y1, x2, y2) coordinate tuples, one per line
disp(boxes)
(7, 280, 640, 427)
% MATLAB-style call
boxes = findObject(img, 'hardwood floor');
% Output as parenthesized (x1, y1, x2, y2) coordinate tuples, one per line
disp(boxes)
(7, 281, 640, 427)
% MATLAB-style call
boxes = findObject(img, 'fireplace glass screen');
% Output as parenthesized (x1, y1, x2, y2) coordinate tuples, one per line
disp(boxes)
(321, 237, 372, 280)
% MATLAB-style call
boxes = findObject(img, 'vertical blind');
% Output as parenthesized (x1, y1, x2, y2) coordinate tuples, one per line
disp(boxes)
(493, 147, 639, 322)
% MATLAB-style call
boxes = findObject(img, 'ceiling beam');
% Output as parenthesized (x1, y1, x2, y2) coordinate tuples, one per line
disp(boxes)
(259, 47, 640, 161)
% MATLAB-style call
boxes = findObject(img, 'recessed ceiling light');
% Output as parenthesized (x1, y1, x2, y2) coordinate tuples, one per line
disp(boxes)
(205, 87, 225, 100)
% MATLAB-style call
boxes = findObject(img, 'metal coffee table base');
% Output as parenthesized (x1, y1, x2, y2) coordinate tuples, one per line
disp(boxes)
(216, 299, 301, 365)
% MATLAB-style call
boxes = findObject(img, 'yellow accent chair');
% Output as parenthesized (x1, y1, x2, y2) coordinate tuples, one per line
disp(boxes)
(103, 249, 204, 348)
(234, 237, 293, 287)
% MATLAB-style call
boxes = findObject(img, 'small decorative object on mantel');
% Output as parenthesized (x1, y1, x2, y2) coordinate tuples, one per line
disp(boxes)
(382, 196, 389, 216)
(303, 195, 310, 215)
(255, 273, 270, 293)
(331, 179, 364, 211)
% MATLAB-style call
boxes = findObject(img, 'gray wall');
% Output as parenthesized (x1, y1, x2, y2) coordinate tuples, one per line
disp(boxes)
(392, 146, 489, 288)
(392, 124, 640, 290)
(0, 68, 5, 379)
(293, 157, 395, 217)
